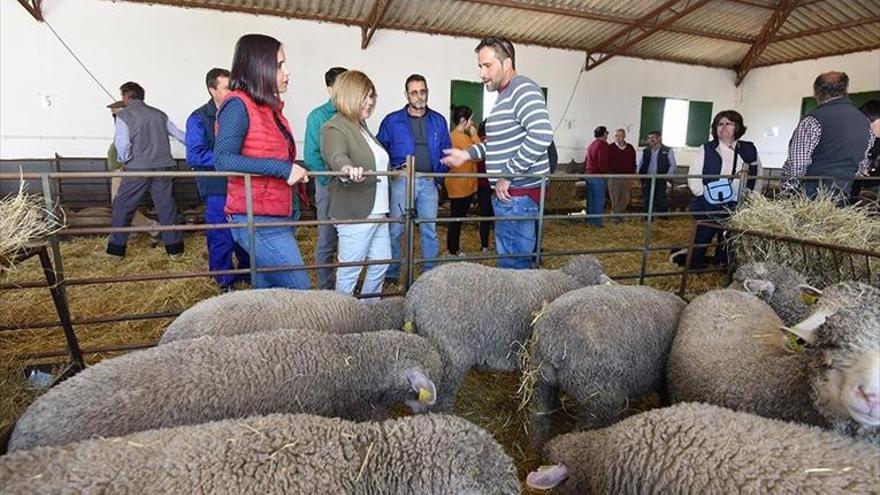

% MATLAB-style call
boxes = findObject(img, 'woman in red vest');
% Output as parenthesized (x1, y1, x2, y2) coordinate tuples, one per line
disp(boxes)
(214, 34, 311, 289)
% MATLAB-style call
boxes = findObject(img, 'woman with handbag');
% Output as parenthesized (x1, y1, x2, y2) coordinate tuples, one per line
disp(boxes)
(686, 110, 762, 270)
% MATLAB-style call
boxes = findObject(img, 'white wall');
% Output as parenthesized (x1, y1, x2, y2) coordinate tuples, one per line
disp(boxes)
(2, 0, 876, 168)
(739, 49, 880, 169)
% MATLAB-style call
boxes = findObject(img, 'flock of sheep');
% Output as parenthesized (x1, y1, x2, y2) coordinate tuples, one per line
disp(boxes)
(0, 256, 878, 494)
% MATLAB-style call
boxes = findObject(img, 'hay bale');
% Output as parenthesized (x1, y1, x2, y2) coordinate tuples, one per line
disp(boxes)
(0, 180, 63, 272)
(728, 193, 880, 286)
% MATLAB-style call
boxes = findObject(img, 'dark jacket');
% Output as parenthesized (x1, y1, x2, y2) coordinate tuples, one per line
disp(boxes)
(185, 100, 227, 198)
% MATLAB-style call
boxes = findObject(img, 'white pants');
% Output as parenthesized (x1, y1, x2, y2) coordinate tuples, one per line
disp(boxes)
(335, 216, 390, 301)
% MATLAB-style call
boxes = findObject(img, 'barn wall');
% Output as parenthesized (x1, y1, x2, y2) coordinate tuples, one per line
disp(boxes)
(2, 0, 877, 168)
(738, 49, 880, 169)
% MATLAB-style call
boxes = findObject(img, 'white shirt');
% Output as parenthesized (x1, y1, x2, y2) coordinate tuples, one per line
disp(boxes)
(363, 129, 390, 215)
(688, 140, 764, 197)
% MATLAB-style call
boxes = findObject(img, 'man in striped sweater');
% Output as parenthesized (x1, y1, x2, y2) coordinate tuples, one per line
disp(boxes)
(442, 36, 553, 269)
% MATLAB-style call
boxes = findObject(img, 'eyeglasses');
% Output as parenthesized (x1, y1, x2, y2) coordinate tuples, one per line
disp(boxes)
(407, 89, 428, 97)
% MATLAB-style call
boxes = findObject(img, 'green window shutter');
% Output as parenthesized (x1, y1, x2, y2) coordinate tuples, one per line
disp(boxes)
(450, 80, 484, 126)
(801, 90, 880, 118)
(639, 97, 665, 147)
(685, 100, 713, 147)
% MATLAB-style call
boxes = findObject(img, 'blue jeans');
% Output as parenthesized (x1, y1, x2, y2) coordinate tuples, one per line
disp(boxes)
(229, 213, 311, 290)
(492, 195, 538, 270)
(585, 177, 607, 228)
(386, 177, 439, 279)
(204, 195, 249, 288)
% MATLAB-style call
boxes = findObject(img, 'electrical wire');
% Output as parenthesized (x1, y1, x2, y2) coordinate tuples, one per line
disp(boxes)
(42, 18, 115, 101)
(552, 64, 585, 133)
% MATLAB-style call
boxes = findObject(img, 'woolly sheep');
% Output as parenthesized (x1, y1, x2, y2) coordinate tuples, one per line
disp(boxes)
(1, 413, 522, 495)
(404, 255, 608, 410)
(666, 289, 827, 426)
(526, 402, 880, 494)
(526, 285, 685, 446)
(730, 261, 810, 326)
(9, 329, 441, 452)
(160, 289, 401, 344)
(370, 296, 405, 331)
(783, 281, 880, 443)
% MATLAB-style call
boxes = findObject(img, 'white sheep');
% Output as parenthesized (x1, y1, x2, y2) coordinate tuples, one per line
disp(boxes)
(525, 284, 685, 446)
(160, 289, 403, 344)
(526, 402, 879, 494)
(404, 255, 609, 411)
(9, 329, 441, 452)
(1, 413, 522, 494)
(730, 261, 811, 326)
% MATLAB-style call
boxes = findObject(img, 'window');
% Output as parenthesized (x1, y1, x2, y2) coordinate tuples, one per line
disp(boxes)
(639, 97, 713, 147)
(800, 90, 880, 117)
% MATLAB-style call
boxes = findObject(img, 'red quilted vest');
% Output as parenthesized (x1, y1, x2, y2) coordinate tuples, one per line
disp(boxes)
(221, 90, 296, 217)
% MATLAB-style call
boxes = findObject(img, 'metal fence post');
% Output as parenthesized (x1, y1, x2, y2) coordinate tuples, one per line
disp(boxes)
(535, 175, 547, 268)
(638, 175, 657, 285)
(244, 174, 258, 284)
(403, 156, 416, 292)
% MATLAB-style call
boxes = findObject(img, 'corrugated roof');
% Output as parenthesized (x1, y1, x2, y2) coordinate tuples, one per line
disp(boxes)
(116, 0, 880, 81)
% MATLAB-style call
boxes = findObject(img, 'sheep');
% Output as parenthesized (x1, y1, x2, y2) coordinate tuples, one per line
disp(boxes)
(0, 413, 522, 495)
(160, 289, 401, 344)
(668, 286, 880, 444)
(525, 402, 880, 495)
(370, 296, 405, 331)
(783, 281, 880, 443)
(403, 255, 609, 411)
(525, 285, 685, 446)
(666, 289, 827, 426)
(730, 261, 810, 326)
(9, 329, 441, 452)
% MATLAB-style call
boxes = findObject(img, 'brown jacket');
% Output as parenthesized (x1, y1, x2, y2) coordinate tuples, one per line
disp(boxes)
(321, 114, 387, 220)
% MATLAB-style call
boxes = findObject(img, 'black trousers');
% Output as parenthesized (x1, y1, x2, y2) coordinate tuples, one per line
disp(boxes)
(641, 178, 669, 214)
(476, 186, 494, 248)
(447, 196, 473, 255)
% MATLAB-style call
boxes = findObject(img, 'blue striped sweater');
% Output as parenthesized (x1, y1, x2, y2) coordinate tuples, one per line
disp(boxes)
(467, 75, 553, 189)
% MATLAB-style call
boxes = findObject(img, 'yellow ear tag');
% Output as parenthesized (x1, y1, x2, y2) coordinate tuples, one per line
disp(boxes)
(800, 293, 819, 306)
(403, 321, 415, 334)
(418, 388, 432, 404)
(784, 331, 806, 353)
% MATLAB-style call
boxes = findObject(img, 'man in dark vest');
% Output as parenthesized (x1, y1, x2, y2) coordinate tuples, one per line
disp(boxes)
(781, 71, 873, 200)
(637, 130, 677, 216)
(185, 68, 249, 290)
(106, 81, 186, 258)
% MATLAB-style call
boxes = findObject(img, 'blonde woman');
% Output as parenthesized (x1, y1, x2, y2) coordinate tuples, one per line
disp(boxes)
(321, 71, 390, 299)
(446, 105, 480, 256)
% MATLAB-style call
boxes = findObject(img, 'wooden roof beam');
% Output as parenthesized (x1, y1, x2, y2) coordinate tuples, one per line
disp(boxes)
(584, 0, 714, 72)
(735, 0, 801, 86)
(753, 42, 880, 68)
(772, 14, 880, 42)
(459, 0, 754, 44)
(361, 0, 392, 49)
(17, 0, 44, 21)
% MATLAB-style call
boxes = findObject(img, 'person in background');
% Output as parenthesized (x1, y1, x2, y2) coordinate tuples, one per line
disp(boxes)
(106, 100, 161, 247)
(214, 34, 311, 290)
(475, 120, 494, 252)
(687, 110, 762, 270)
(637, 130, 677, 217)
(442, 36, 553, 269)
(584, 126, 610, 228)
(185, 67, 249, 291)
(849, 100, 880, 202)
(377, 74, 451, 285)
(106, 81, 186, 259)
(781, 71, 872, 200)
(446, 105, 480, 257)
(607, 128, 636, 223)
(321, 71, 390, 301)
(304, 66, 347, 290)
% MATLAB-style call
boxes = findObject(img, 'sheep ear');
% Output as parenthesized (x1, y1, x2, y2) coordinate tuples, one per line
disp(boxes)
(404, 368, 436, 406)
(599, 274, 616, 285)
(743, 279, 775, 298)
(780, 309, 828, 348)
(798, 284, 822, 305)
(526, 464, 569, 490)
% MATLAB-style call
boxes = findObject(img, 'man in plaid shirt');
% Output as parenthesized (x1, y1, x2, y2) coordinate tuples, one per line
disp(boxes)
(781, 72, 873, 200)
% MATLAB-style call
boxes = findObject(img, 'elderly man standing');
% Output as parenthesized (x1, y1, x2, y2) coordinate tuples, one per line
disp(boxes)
(443, 36, 553, 269)
(106, 81, 186, 259)
(377, 74, 451, 284)
(607, 128, 636, 222)
(781, 71, 873, 199)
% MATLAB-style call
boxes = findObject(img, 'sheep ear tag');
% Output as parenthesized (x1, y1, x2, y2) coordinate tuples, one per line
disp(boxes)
(402, 321, 415, 334)
(404, 369, 436, 406)
(799, 284, 822, 305)
(779, 327, 807, 353)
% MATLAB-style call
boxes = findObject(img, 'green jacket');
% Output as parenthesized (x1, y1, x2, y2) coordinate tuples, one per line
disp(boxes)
(321, 114, 385, 220)
(304, 99, 336, 187)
